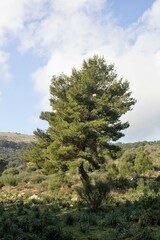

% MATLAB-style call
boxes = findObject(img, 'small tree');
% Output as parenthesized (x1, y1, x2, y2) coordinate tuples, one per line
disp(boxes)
(134, 148, 152, 174)
(119, 159, 134, 178)
(25, 55, 136, 184)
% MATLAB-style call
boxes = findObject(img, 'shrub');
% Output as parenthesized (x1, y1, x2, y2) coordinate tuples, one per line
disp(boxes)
(48, 172, 65, 191)
(65, 213, 74, 225)
(132, 226, 154, 240)
(107, 164, 118, 178)
(134, 149, 152, 174)
(77, 180, 110, 211)
(121, 150, 136, 163)
(2, 173, 17, 186)
(30, 173, 47, 184)
(2, 168, 19, 186)
(43, 226, 71, 240)
(26, 162, 37, 172)
(119, 160, 134, 177)
(3, 168, 19, 175)
(17, 172, 30, 184)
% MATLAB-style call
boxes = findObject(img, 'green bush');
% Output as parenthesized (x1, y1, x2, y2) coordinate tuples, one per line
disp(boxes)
(30, 173, 47, 184)
(136, 178, 145, 192)
(119, 160, 134, 177)
(121, 150, 136, 162)
(77, 180, 109, 211)
(3, 168, 19, 175)
(132, 226, 154, 240)
(1, 167, 19, 186)
(107, 164, 118, 178)
(17, 171, 30, 184)
(48, 172, 65, 191)
(26, 162, 37, 172)
(134, 149, 152, 174)
(2, 173, 17, 186)
(43, 226, 73, 240)
(64, 213, 74, 225)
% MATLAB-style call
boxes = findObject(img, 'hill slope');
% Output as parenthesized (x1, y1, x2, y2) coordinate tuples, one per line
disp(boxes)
(0, 132, 35, 142)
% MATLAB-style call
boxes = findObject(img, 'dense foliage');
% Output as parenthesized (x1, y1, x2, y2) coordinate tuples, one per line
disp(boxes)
(24, 56, 136, 181)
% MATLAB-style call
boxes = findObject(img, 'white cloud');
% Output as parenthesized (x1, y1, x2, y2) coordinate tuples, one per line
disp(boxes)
(29, 0, 110, 108)
(24, 4, 121, 95)
(1, 0, 160, 141)
(113, 1, 160, 142)
(0, 0, 48, 79)
(54, 0, 105, 10)
(0, 0, 47, 39)
(142, 0, 160, 29)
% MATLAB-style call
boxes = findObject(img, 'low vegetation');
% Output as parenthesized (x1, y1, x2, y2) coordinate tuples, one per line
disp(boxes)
(0, 135, 160, 239)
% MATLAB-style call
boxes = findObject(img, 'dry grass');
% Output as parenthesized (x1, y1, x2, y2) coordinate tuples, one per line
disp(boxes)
(0, 132, 35, 142)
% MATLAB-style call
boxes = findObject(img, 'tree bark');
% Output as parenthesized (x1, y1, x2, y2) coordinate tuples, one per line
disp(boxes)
(78, 162, 90, 186)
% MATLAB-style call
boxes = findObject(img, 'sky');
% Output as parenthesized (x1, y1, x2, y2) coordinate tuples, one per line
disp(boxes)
(0, 0, 159, 143)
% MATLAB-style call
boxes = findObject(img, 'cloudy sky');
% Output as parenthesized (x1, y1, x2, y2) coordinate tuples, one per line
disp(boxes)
(0, 0, 159, 143)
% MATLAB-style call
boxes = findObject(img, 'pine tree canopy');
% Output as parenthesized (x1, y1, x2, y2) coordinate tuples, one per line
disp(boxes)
(25, 55, 136, 174)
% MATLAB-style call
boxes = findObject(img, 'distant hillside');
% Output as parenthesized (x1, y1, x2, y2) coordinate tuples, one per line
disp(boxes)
(0, 132, 160, 175)
(0, 132, 35, 143)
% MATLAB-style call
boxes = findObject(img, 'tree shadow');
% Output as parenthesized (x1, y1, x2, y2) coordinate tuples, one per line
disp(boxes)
(0, 175, 159, 240)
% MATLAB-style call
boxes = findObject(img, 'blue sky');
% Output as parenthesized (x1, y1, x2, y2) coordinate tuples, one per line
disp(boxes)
(0, 0, 159, 143)
(108, 0, 154, 27)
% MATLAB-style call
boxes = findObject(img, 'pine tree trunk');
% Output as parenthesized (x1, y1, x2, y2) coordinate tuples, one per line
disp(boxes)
(78, 162, 90, 186)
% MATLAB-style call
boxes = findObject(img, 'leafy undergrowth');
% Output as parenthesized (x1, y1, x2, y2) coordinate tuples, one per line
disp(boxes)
(0, 183, 160, 240)
(0, 138, 160, 239)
